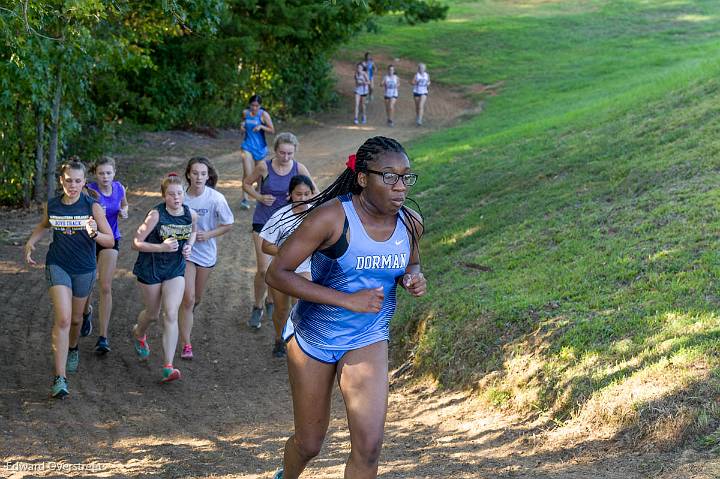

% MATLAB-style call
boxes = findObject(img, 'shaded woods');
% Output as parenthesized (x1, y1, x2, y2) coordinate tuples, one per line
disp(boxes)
(0, 0, 446, 205)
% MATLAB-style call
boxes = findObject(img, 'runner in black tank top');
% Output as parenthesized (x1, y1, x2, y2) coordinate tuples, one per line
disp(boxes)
(24, 160, 114, 399)
(131, 174, 197, 384)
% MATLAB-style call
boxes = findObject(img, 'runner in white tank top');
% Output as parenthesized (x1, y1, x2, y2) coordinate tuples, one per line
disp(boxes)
(382, 64, 400, 127)
(412, 63, 431, 126)
(353, 62, 370, 125)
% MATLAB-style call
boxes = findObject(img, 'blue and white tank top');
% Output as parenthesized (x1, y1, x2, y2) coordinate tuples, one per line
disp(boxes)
(293, 194, 410, 350)
(413, 72, 430, 95)
(384, 75, 399, 98)
(241, 109, 268, 159)
(46, 193, 97, 274)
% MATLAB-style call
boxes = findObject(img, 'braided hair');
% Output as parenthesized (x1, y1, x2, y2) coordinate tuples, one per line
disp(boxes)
(273, 136, 423, 256)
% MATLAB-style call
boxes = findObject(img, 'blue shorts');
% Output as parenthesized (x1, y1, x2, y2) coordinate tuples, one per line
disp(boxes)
(242, 145, 268, 162)
(282, 319, 349, 364)
(45, 264, 96, 298)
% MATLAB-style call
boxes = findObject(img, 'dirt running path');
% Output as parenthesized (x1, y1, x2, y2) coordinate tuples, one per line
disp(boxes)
(0, 61, 717, 479)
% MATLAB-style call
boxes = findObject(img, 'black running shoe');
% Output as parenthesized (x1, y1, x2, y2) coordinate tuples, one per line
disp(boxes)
(80, 306, 93, 337)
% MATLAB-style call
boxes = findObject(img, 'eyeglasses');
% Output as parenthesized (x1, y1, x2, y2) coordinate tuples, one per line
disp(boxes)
(364, 169, 418, 186)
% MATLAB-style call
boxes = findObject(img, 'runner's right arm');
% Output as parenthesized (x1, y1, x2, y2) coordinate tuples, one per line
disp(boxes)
(24, 204, 51, 265)
(266, 201, 384, 313)
(132, 210, 177, 253)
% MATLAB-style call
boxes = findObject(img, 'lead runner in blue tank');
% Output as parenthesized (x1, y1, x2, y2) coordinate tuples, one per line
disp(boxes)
(239, 94, 275, 210)
(266, 136, 427, 479)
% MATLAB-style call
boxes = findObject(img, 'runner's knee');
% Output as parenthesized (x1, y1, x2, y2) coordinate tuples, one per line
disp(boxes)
(183, 290, 196, 308)
(293, 432, 325, 460)
(351, 435, 383, 467)
(99, 280, 112, 296)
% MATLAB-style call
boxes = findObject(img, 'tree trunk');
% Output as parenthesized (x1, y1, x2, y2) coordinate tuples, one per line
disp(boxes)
(15, 102, 31, 207)
(33, 107, 45, 203)
(46, 68, 62, 199)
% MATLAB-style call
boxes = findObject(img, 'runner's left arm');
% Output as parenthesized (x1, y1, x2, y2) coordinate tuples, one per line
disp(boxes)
(259, 111, 275, 134)
(182, 211, 198, 260)
(119, 183, 129, 219)
(89, 202, 115, 248)
(297, 163, 320, 196)
(399, 207, 426, 297)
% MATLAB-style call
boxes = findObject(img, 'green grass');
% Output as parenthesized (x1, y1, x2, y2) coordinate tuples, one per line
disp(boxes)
(342, 0, 720, 444)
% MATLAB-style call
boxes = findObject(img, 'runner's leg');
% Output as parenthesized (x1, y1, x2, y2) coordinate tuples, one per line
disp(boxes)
(179, 261, 197, 346)
(281, 337, 336, 479)
(134, 282, 162, 338)
(337, 341, 389, 479)
(96, 248, 118, 338)
(161, 276, 185, 367)
(252, 232, 272, 309)
(49, 285, 73, 377)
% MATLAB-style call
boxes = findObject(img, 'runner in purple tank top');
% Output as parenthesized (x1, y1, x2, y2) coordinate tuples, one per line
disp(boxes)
(242, 132, 318, 331)
(83, 157, 129, 354)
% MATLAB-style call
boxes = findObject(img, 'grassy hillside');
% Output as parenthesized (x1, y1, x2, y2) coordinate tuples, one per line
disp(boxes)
(343, 0, 720, 449)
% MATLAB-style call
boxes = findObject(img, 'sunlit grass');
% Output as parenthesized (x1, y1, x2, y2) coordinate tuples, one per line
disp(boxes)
(341, 0, 720, 446)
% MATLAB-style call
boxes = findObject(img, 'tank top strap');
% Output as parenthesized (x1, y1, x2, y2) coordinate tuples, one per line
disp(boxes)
(340, 195, 363, 237)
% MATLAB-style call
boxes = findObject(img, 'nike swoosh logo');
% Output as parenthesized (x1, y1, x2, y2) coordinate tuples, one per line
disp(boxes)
(395, 239, 405, 245)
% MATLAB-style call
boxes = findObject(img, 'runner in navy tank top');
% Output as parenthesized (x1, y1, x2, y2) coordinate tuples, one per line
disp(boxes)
(266, 136, 427, 479)
(131, 174, 197, 384)
(24, 160, 114, 399)
(239, 94, 275, 210)
(243, 132, 318, 331)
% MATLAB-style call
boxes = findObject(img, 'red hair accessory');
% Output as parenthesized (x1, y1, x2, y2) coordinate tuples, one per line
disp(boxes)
(167, 172, 178, 177)
(346, 154, 357, 172)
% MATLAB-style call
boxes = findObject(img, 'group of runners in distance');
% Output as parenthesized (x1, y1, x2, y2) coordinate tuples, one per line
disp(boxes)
(354, 52, 431, 128)
(23, 88, 427, 478)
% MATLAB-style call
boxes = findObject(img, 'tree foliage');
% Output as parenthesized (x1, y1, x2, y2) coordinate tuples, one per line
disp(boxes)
(0, 0, 447, 205)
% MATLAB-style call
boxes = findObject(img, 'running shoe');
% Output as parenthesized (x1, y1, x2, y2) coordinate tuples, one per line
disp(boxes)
(361, 116, 367, 125)
(273, 469, 284, 479)
(132, 327, 150, 360)
(94, 336, 111, 354)
(80, 306, 93, 337)
(387, 119, 394, 127)
(353, 118, 359, 125)
(272, 341, 287, 358)
(51, 376, 68, 399)
(160, 365, 181, 383)
(248, 306, 263, 329)
(66, 347, 80, 373)
(181, 343, 193, 360)
(240, 198, 251, 210)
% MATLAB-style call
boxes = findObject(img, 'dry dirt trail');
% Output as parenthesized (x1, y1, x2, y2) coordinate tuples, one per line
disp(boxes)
(1, 61, 718, 479)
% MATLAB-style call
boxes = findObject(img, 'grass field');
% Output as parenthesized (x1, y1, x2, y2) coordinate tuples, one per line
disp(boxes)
(342, 0, 720, 449)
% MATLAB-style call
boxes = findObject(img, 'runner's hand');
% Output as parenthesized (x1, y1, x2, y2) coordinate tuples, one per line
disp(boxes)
(259, 194, 275, 207)
(163, 237, 179, 252)
(253, 125, 262, 132)
(85, 216, 97, 237)
(24, 243, 36, 265)
(402, 272, 426, 297)
(196, 231, 209, 242)
(345, 287, 384, 313)
(182, 243, 192, 259)
(120, 206, 129, 219)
